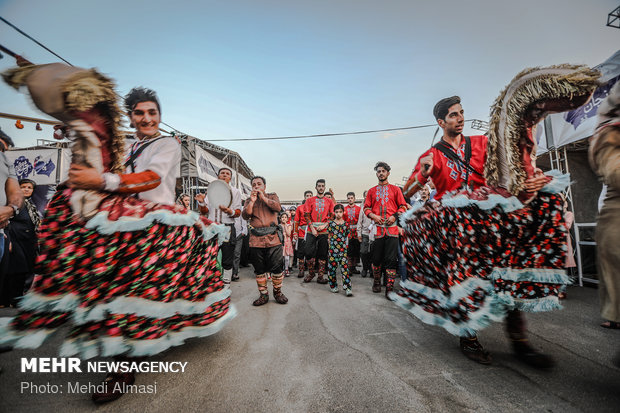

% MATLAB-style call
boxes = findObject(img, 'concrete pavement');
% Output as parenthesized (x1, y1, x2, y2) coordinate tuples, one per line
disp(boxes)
(1, 267, 619, 412)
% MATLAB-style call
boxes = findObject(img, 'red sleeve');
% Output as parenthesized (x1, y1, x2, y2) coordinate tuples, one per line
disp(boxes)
(294, 206, 302, 224)
(304, 198, 312, 222)
(363, 188, 374, 216)
(404, 148, 433, 197)
(293, 206, 300, 233)
(117, 170, 161, 193)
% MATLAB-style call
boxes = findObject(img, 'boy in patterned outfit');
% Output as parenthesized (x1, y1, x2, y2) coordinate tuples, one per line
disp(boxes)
(327, 204, 352, 296)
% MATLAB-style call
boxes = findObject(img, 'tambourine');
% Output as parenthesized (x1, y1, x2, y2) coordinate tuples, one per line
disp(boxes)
(207, 179, 232, 209)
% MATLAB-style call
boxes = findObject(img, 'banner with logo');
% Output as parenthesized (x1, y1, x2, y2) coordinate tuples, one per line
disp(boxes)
(538, 50, 620, 153)
(5, 148, 62, 185)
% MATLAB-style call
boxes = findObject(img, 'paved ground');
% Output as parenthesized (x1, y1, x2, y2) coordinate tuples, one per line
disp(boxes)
(0, 267, 619, 413)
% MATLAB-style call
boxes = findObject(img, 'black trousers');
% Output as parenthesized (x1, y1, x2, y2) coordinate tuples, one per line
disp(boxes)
(371, 236, 399, 270)
(305, 233, 328, 261)
(250, 245, 284, 275)
(348, 238, 360, 258)
(221, 242, 235, 270)
(220, 224, 236, 270)
(240, 233, 250, 267)
(296, 239, 306, 260)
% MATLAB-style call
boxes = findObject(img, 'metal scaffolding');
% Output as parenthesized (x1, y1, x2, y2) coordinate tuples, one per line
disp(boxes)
(607, 5, 620, 29)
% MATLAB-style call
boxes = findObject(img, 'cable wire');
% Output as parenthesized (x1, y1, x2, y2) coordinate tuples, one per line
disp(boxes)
(170, 120, 476, 142)
(0, 16, 73, 66)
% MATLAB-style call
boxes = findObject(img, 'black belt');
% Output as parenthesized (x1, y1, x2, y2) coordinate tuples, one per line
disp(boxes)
(251, 226, 277, 236)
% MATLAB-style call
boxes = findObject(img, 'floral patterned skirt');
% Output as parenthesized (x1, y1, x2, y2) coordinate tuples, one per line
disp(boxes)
(0, 190, 235, 359)
(392, 180, 570, 337)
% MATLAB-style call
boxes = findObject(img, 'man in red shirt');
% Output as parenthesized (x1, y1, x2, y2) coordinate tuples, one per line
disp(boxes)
(363, 162, 408, 298)
(293, 190, 313, 278)
(303, 179, 335, 284)
(404, 104, 487, 200)
(402, 96, 551, 367)
(344, 192, 361, 274)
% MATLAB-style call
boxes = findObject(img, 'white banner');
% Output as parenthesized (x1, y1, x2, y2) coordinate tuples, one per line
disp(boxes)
(538, 50, 620, 153)
(195, 145, 227, 183)
(237, 174, 252, 198)
(5, 148, 61, 185)
(195, 145, 252, 196)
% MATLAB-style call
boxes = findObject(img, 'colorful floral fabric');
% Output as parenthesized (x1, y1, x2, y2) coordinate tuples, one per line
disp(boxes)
(327, 220, 351, 289)
(393, 187, 569, 337)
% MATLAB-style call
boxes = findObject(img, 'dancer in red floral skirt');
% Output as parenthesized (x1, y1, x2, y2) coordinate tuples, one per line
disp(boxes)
(395, 66, 600, 367)
(0, 63, 235, 403)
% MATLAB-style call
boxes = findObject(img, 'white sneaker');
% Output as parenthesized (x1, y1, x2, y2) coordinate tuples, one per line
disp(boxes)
(330, 287, 339, 293)
(345, 288, 353, 297)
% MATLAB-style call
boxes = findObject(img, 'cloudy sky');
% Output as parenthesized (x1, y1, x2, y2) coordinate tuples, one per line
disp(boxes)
(0, 0, 618, 200)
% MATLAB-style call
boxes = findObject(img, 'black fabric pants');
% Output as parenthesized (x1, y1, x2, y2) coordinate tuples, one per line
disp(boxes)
(305, 233, 328, 261)
(348, 238, 360, 258)
(296, 239, 306, 260)
(371, 236, 399, 270)
(360, 234, 372, 271)
(221, 242, 235, 270)
(250, 245, 284, 275)
(240, 232, 250, 267)
(221, 224, 236, 270)
(0, 236, 25, 306)
(360, 235, 372, 254)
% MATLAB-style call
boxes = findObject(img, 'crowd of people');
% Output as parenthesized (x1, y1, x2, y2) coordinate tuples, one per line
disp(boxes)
(180, 163, 438, 306)
(0, 60, 618, 406)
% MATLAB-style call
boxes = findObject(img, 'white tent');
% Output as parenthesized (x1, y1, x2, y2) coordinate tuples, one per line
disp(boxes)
(179, 135, 253, 201)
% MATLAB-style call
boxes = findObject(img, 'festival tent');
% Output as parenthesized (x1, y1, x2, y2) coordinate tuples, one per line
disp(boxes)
(535, 49, 620, 285)
(179, 134, 253, 202)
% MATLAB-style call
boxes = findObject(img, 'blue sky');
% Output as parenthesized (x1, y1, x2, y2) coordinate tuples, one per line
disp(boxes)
(0, 0, 618, 200)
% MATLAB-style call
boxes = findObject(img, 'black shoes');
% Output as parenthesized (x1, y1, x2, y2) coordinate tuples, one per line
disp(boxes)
(459, 337, 493, 365)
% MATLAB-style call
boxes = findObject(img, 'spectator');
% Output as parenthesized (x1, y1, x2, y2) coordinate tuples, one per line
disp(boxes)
(280, 212, 294, 277)
(176, 193, 191, 209)
(232, 215, 248, 281)
(590, 82, 620, 338)
(0, 128, 24, 307)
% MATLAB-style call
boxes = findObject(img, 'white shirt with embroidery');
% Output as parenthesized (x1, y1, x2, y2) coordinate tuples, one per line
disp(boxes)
(125, 136, 181, 205)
